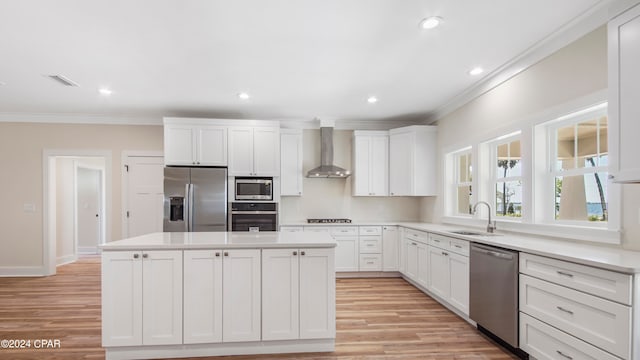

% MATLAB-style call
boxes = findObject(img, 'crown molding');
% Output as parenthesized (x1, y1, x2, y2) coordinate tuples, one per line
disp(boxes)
(428, 0, 616, 124)
(0, 112, 162, 125)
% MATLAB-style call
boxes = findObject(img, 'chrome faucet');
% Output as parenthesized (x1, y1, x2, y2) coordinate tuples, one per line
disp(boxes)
(473, 201, 497, 233)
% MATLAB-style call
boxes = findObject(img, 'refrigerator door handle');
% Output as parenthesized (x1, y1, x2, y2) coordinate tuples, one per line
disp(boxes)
(188, 183, 195, 232)
(184, 184, 190, 232)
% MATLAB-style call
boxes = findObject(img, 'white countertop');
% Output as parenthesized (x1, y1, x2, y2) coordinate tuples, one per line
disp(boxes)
(101, 231, 337, 251)
(281, 221, 640, 273)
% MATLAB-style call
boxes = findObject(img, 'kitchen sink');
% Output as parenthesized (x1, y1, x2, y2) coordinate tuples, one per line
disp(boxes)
(448, 230, 503, 236)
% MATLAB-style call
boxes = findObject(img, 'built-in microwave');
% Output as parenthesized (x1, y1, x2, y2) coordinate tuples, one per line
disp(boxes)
(234, 177, 273, 200)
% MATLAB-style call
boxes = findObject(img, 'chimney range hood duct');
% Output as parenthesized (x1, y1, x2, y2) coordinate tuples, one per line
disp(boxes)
(307, 126, 351, 178)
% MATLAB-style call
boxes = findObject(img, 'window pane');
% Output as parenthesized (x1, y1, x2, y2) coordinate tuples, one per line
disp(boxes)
(495, 181, 522, 218)
(467, 154, 472, 182)
(556, 125, 575, 170)
(555, 172, 608, 222)
(497, 140, 521, 178)
(457, 185, 472, 215)
(577, 119, 598, 168)
(458, 154, 468, 183)
(599, 116, 608, 166)
(496, 144, 508, 178)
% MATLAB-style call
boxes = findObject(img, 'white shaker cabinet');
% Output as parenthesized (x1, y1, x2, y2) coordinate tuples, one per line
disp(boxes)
(102, 250, 183, 347)
(609, 3, 640, 183)
(229, 126, 280, 176)
(262, 248, 336, 341)
(305, 226, 358, 272)
(281, 129, 304, 196)
(382, 226, 399, 271)
(222, 249, 261, 342)
(389, 126, 437, 196)
(164, 124, 227, 166)
(183, 250, 223, 344)
(352, 131, 389, 196)
(426, 234, 469, 315)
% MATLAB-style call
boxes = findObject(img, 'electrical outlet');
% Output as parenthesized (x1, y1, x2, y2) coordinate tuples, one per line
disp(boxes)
(23, 203, 36, 213)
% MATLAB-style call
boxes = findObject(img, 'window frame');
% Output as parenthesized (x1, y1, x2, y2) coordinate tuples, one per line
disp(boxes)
(488, 132, 523, 222)
(446, 147, 474, 217)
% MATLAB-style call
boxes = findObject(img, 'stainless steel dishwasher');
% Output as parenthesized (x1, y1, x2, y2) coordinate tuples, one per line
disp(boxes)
(469, 243, 519, 349)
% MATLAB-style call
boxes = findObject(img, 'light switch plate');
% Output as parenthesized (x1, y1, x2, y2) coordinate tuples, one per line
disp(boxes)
(23, 203, 36, 213)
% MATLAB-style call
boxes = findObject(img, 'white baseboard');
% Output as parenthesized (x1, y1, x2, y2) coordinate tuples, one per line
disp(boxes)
(56, 254, 77, 266)
(0, 266, 46, 277)
(337, 271, 401, 278)
(78, 246, 100, 254)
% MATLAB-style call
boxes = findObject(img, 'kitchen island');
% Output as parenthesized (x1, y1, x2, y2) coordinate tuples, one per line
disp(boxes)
(100, 231, 337, 360)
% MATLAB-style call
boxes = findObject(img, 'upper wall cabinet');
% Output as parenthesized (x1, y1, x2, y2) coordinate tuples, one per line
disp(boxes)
(609, 3, 640, 183)
(164, 124, 227, 166)
(228, 126, 280, 176)
(281, 129, 303, 196)
(389, 125, 437, 196)
(352, 131, 389, 196)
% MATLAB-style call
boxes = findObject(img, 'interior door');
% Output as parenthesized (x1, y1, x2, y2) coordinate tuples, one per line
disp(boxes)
(77, 167, 101, 250)
(126, 156, 164, 237)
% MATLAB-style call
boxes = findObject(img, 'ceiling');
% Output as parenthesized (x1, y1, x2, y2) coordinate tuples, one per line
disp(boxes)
(0, 0, 607, 124)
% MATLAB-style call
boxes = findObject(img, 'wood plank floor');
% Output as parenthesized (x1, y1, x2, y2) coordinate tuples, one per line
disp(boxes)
(0, 256, 516, 360)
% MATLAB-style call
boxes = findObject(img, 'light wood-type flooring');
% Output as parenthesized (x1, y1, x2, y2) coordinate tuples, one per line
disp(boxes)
(0, 256, 516, 360)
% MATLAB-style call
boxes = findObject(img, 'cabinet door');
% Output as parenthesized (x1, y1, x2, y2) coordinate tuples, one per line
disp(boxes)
(448, 253, 469, 315)
(389, 131, 413, 196)
(197, 126, 227, 166)
(102, 251, 143, 347)
(352, 136, 371, 196)
(253, 127, 280, 176)
(164, 125, 195, 165)
(142, 250, 183, 345)
(183, 250, 223, 344)
(228, 127, 254, 176)
(334, 236, 359, 271)
(417, 243, 429, 288)
(382, 226, 398, 271)
(370, 135, 389, 196)
(405, 240, 419, 281)
(281, 130, 303, 196)
(427, 246, 450, 299)
(222, 249, 261, 342)
(299, 248, 336, 339)
(609, 5, 640, 182)
(262, 249, 300, 341)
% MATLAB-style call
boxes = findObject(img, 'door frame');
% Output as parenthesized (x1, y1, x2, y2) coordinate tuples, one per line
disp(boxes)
(121, 151, 164, 239)
(43, 149, 112, 276)
(75, 163, 105, 255)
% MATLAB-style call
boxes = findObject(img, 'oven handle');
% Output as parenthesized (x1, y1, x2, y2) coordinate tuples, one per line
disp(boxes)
(231, 211, 278, 215)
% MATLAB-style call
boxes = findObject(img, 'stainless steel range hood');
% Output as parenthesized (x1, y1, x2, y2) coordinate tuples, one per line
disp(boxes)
(307, 125, 351, 178)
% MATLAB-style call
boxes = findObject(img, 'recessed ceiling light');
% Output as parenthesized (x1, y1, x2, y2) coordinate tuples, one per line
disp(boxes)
(99, 88, 113, 96)
(367, 96, 378, 104)
(0, 81, 6, 86)
(469, 67, 484, 76)
(238, 92, 250, 100)
(420, 16, 442, 30)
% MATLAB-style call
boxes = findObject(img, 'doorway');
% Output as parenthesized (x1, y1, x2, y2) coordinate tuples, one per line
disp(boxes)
(44, 150, 112, 275)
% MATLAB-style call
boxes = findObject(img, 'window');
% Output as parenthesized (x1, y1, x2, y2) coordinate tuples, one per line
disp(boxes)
(451, 149, 473, 216)
(492, 134, 522, 219)
(547, 104, 608, 223)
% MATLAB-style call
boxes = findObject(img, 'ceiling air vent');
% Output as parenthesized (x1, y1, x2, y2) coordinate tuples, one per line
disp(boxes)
(47, 75, 79, 87)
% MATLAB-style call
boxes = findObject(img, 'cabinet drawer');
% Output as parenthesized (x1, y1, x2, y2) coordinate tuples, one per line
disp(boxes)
(448, 238, 469, 256)
(359, 236, 382, 254)
(303, 227, 330, 233)
(520, 253, 632, 305)
(280, 226, 303, 233)
(520, 313, 620, 360)
(359, 226, 382, 236)
(359, 254, 382, 271)
(404, 229, 428, 243)
(330, 227, 358, 236)
(519, 274, 631, 359)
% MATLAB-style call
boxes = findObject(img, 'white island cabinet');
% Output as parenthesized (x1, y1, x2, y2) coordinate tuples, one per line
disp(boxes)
(101, 232, 336, 360)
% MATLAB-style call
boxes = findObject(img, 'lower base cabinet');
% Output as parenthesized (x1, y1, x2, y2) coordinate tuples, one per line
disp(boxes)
(262, 248, 336, 340)
(102, 250, 183, 347)
(427, 244, 469, 315)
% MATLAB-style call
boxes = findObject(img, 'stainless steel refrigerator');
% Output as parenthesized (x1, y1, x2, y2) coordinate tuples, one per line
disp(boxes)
(163, 167, 227, 232)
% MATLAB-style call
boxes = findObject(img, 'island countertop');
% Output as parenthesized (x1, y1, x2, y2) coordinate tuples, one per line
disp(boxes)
(100, 231, 337, 251)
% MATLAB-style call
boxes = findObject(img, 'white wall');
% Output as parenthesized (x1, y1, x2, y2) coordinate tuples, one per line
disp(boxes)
(280, 129, 422, 222)
(420, 26, 640, 250)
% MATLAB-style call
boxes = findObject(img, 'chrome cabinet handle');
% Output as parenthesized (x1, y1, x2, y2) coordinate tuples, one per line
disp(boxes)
(301, 251, 306, 256)
(133, 254, 139, 259)
(142, 253, 148, 259)
(215, 252, 220, 257)
(557, 271, 574, 278)
(556, 350, 573, 359)
(224, 252, 229, 257)
(556, 306, 574, 315)
(442, 251, 449, 256)
(454, 245, 462, 249)
(293, 251, 298, 255)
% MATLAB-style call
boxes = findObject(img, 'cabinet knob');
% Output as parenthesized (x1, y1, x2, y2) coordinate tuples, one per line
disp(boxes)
(442, 251, 448, 256)
(298, 192, 301, 195)
(133, 253, 139, 259)
(224, 252, 229, 257)
(293, 251, 298, 255)
(142, 253, 148, 258)
(215, 252, 220, 257)
(301, 251, 306, 256)
(197, 161, 201, 165)
(192, 161, 196, 165)
(608, 174, 615, 179)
